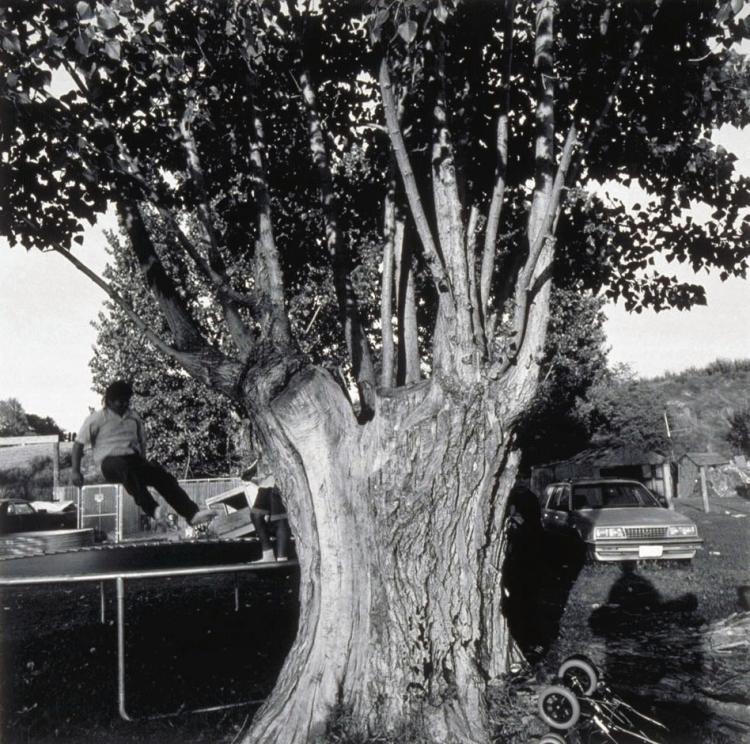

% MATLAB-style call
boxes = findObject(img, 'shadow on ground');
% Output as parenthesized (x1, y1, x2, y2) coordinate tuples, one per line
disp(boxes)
(0, 570, 299, 743)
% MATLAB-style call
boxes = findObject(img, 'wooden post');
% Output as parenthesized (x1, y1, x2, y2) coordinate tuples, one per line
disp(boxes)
(662, 461, 674, 510)
(52, 441, 60, 495)
(700, 465, 710, 513)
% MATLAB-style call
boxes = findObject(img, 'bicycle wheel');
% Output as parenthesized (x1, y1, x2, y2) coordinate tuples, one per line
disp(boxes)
(539, 732, 567, 744)
(558, 656, 598, 696)
(537, 685, 581, 730)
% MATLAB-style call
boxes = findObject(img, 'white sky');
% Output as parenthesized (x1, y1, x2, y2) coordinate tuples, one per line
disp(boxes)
(603, 123, 750, 378)
(1, 135, 748, 433)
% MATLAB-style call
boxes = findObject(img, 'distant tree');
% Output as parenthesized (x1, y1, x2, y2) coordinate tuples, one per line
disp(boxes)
(726, 406, 750, 457)
(516, 288, 609, 468)
(25, 413, 63, 436)
(576, 366, 670, 453)
(0, 398, 29, 436)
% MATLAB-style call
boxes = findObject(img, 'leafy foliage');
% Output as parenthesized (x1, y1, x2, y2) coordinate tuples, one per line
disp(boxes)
(575, 365, 671, 454)
(0, 398, 29, 436)
(0, 0, 747, 354)
(516, 288, 609, 467)
(0, 399, 63, 437)
(726, 406, 750, 456)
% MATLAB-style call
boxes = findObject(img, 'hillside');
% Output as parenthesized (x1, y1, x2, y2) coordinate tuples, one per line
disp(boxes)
(648, 359, 750, 456)
(0, 442, 100, 500)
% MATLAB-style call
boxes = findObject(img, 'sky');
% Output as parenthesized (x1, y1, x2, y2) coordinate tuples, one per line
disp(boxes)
(1, 124, 749, 437)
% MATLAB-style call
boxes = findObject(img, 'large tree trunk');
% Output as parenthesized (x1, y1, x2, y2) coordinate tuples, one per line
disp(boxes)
(244, 367, 525, 744)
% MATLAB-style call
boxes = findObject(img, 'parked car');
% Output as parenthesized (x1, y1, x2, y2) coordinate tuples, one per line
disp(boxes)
(541, 479, 702, 563)
(0, 498, 77, 536)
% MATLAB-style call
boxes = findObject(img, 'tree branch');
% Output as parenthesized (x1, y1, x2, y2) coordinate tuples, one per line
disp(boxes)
(508, 123, 578, 368)
(50, 243, 182, 362)
(378, 56, 450, 297)
(298, 66, 376, 410)
(118, 200, 207, 351)
(480, 0, 514, 315)
(56, 49, 259, 358)
(178, 96, 255, 356)
(381, 169, 397, 389)
(394, 223, 420, 386)
(428, 32, 475, 357)
(243, 93, 294, 351)
(466, 205, 485, 352)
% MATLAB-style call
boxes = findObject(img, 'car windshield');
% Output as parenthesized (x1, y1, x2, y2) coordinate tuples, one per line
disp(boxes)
(571, 483, 661, 509)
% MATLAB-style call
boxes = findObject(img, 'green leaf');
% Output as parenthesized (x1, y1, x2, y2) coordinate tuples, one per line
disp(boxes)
(398, 20, 418, 43)
(1, 34, 21, 54)
(75, 30, 91, 57)
(731, 0, 743, 13)
(47, 32, 68, 48)
(435, 1, 448, 23)
(97, 8, 120, 31)
(104, 40, 121, 61)
(76, 2, 94, 22)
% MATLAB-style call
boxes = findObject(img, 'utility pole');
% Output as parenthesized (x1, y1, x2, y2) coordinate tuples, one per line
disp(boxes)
(663, 410, 675, 509)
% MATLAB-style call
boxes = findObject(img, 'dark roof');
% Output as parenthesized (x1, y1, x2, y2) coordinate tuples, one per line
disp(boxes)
(536, 446, 668, 470)
(680, 452, 730, 467)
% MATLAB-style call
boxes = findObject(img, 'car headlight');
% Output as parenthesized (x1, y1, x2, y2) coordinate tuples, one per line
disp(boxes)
(667, 524, 697, 537)
(594, 527, 626, 539)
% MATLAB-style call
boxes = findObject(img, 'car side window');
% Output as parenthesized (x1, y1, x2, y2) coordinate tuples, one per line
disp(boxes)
(552, 487, 569, 512)
(8, 503, 34, 515)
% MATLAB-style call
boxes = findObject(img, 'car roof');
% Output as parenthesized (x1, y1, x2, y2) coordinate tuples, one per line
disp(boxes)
(547, 479, 644, 487)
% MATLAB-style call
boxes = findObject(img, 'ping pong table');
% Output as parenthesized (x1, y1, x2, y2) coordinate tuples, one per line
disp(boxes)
(0, 538, 298, 720)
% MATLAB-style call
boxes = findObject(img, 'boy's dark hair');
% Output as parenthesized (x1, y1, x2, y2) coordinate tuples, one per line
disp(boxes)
(104, 380, 133, 404)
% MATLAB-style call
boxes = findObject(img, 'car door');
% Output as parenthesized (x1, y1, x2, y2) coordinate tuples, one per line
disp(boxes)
(542, 486, 570, 536)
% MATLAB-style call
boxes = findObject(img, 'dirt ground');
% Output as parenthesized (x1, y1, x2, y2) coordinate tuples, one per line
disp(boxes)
(0, 497, 747, 744)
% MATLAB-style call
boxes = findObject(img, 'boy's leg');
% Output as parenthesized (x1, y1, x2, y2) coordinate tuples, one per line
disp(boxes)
(138, 459, 200, 523)
(271, 517, 290, 560)
(269, 489, 290, 560)
(251, 487, 275, 560)
(101, 455, 160, 517)
(251, 511, 273, 552)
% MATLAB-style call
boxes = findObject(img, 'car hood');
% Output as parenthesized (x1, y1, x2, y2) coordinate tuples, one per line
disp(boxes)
(575, 507, 696, 529)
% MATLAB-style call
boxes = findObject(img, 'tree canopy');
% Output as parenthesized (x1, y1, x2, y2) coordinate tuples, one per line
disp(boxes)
(2, 1, 749, 741)
(1, 1, 748, 392)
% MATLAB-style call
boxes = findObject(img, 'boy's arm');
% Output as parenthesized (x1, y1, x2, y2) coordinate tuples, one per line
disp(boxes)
(70, 442, 85, 487)
(135, 413, 147, 457)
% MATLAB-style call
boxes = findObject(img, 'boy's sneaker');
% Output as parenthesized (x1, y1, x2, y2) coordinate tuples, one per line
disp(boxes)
(189, 509, 216, 527)
(276, 556, 289, 562)
(254, 548, 275, 563)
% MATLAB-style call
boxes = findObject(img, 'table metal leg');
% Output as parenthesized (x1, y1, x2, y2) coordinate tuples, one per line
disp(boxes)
(99, 581, 106, 624)
(115, 574, 265, 721)
(116, 576, 133, 721)
(234, 573, 240, 612)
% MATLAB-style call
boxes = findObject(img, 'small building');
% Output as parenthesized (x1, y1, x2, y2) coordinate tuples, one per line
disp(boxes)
(677, 452, 732, 499)
(530, 446, 676, 504)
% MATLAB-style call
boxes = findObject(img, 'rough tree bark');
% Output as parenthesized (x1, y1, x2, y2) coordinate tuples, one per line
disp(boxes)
(243, 359, 543, 744)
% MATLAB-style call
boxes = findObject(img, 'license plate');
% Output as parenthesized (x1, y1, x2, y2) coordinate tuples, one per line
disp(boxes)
(639, 545, 663, 558)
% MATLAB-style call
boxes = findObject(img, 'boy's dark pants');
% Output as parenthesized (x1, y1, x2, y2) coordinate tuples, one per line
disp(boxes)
(100, 454, 198, 522)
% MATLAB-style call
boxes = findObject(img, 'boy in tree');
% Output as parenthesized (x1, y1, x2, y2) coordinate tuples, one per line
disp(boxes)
(70, 380, 215, 529)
